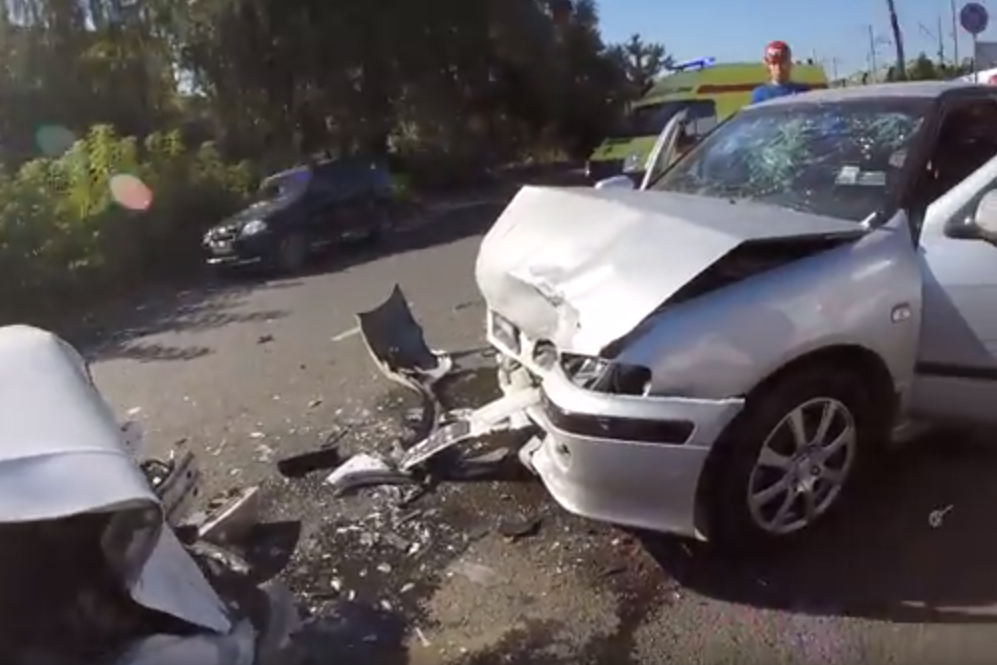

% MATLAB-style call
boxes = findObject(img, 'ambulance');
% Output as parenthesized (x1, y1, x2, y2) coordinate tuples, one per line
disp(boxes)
(585, 57, 829, 183)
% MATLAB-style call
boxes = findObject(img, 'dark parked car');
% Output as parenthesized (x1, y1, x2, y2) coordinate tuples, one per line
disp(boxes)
(202, 158, 395, 273)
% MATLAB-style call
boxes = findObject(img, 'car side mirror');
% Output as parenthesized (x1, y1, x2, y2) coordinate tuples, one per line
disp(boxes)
(974, 190, 997, 238)
(594, 175, 636, 191)
(948, 189, 997, 241)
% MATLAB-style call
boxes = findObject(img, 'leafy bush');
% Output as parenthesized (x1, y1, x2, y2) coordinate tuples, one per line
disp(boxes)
(0, 125, 252, 321)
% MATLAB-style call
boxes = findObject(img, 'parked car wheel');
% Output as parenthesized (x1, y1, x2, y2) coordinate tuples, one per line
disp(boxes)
(276, 233, 308, 273)
(703, 365, 875, 552)
(362, 198, 394, 243)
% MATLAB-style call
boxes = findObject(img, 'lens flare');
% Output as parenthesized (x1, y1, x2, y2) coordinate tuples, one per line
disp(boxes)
(109, 173, 153, 211)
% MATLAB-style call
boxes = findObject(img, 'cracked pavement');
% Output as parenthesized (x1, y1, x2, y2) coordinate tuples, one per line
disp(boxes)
(85, 197, 997, 664)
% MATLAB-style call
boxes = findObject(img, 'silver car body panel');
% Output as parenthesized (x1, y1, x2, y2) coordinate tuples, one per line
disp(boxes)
(475, 185, 862, 357)
(910, 151, 997, 425)
(614, 211, 924, 402)
(0, 325, 233, 634)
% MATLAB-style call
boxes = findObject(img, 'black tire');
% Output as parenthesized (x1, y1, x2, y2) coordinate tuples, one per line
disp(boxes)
(702, 365, 876, 553)
(363, 199, 394, 243)
(276, 233, 308, 273)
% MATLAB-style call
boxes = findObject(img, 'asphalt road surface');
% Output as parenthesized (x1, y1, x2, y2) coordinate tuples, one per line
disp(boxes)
(85, 198, 997, 664)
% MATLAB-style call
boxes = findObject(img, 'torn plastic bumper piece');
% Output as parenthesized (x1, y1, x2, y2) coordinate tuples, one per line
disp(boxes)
(396, 386, 541, 471)
(325, 388, 541, 494)
(356, 283, 453, 391)
(356, 283, 454, 451)
(326, 453, 416, 495)
(336, 285, 540, 489)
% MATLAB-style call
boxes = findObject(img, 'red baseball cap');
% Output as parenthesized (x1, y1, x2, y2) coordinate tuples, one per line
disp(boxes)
(764, 41, 792, 64)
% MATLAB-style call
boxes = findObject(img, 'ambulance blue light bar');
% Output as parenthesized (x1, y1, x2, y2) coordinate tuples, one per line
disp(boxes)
(670, 57, 716, 72)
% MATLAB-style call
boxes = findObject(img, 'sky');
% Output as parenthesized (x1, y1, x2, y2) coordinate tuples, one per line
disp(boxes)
(598, 0, 997, 78)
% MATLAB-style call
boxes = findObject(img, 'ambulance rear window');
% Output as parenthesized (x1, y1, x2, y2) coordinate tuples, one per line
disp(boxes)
(616, 100, 717, 137)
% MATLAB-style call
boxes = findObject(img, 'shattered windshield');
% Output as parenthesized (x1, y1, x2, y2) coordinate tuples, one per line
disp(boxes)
(652, 98, 930, 221)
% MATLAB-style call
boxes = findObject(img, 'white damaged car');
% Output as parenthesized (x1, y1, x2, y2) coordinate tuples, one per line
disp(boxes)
(0, 325, 296, 664)
(360, 82, 997, 550)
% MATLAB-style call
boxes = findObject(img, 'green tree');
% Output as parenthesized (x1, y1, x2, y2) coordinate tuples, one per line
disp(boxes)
(611, 33, 671, 95)
(907, 53, 938, 80)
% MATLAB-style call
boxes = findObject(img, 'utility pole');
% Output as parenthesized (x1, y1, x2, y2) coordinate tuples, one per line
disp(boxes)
(868, 24, 878, 81)
(952, 0, 961, 64)
(885, 0, 906, 79)
(938, 15, 947, 63)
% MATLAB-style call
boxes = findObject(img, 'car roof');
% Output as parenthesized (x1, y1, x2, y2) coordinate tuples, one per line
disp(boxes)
(753, 81, 994, 109)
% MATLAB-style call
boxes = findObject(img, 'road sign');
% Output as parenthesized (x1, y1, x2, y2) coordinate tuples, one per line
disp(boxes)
(961, 2, 989, 35)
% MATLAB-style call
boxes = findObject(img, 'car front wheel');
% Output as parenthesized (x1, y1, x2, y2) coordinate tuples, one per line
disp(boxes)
(276, 233, 308, 274)
(703, 366, 874, 552)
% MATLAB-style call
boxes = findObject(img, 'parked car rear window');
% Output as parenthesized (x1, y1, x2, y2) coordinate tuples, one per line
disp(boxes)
(652, 98, 931, 222)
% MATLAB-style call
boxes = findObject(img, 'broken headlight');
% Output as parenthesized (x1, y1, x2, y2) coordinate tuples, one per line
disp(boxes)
(532, 340, 558, 369)
(561, 353, 609, 388)
(590, 361, 652, 396)
(489, 311, 520, 354)
(560, 354, 652, 396)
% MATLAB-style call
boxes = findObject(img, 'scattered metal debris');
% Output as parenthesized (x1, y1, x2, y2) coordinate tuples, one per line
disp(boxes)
(451, 560, 503, 586)
(188, 486, 262, 546)
(325, 453, 417, 496)
(144, 449, 202, 526)
(928, 504, 954, 528)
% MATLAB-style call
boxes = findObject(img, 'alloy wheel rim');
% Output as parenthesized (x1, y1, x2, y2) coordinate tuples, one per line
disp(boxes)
(746, 397, 857, 535)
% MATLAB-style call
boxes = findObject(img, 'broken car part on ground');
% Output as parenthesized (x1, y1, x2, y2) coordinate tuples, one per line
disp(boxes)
(0, 325, 298, 665)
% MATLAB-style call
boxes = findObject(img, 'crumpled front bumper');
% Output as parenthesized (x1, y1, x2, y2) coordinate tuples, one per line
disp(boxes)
(353, 285, 745, 540)
(499, 354, 744, 540)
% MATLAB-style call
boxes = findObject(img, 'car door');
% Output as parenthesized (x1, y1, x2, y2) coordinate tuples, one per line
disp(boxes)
(306, 165, 363, 243)
(639, 108, 689, 190)
(911, 146, 997, 426)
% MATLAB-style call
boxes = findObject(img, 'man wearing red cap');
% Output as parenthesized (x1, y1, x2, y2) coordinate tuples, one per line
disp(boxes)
(750, 41, 811, 104)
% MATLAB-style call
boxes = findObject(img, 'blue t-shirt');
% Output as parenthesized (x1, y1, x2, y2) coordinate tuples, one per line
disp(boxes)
(749, 82, 810, 105)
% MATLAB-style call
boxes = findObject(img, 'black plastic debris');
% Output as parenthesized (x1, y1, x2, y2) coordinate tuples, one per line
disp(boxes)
(356, 284, 445, 377)
(277, 446, 343, 479)
(497, 515, 543, 540)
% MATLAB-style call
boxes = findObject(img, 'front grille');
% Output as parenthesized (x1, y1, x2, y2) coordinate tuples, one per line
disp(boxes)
(206, 225, 238, 242)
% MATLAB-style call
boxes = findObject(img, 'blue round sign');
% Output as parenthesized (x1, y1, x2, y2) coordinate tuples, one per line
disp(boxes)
(961, 2, 989, 35)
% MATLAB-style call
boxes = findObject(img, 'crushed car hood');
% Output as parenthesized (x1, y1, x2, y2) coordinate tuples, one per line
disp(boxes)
(475, 186, 863, 355)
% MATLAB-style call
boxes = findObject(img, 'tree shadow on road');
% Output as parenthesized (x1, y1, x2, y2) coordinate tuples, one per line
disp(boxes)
(642, 433, 997, 624)
(303, 200, 508, 281)
(69, 278, 299, 363)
